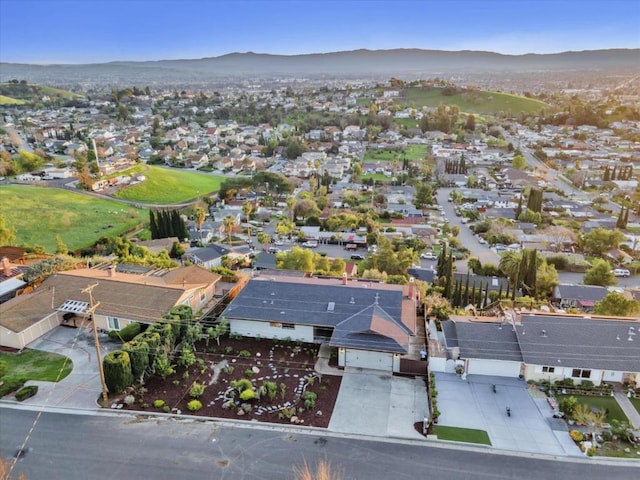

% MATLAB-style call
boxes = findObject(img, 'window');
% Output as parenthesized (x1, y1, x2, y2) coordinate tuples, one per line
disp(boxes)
(199, 288, 206, 301)
(282, 323, 295, 330)
(571, 369, 591, 379)
(542, 366, 555, 373)
(107, 316, 120, 331)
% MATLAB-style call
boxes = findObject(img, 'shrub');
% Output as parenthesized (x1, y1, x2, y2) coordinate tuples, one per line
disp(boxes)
(103, 350, 133, 394)
(123, 395, 135, 406)
(546, 255, 569, 271)
(122, 340, 150, 382)
(245, 369, 254, 378)
(302, 391, 317, 409)
(178, 345, 196, 367)
(579, 380, 595, 391)
(108, 322, 143, 342)
(305, 376, 316, 386)
(239, 389, 257, 401)
(0, 359, 8, 378)
(278, 406, 296, 420)
(223, 365, 235, 375)
(237, 350, 251, 358)
(189, 381, 206, 398)
(153, 399, 165, 408)
(230, 378, 253, 391)
(187, 399, 203, 412)
(163, 405, 171, 413)
(224, 346, 234, 354)
(0, 376, 26, 398)
(570, 430, 584, 442)
(15, 385, 38, 402)
(262, 381, 278, 401)
(559, 396, 578, 417)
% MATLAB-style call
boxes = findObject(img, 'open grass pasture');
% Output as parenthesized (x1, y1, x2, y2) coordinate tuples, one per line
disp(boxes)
(400, 87, 548, 115)
(114, 166, 224, 203)
(364, 144, 427, 163)
(0, 185, 146, 253)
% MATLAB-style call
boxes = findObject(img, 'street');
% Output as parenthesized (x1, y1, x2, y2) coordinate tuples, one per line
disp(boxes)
(1, 408, 637, 480)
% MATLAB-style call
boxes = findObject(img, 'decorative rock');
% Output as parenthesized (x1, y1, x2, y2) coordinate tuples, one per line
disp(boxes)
(237, 410, 245, 416)
(252, 366, 260, 374)
(232, 359, 237, 363)
(256, 352, 261, 357)
(316, 410, 322, 416)
(290, 416, 298, 423)
(624, 447, 631, 453)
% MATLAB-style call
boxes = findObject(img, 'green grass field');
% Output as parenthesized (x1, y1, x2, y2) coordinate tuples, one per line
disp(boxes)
(0, 349, 73, 383)
(400, 87, 548, 114)
(114, 166, 224, 203)
(0, 95, 26, 105)
(434, 425, 492, 445)
(364, 144, 427, 163)
(557, 395, 629, 423)
(630, 397, 640, 415)
(0, 185, 147, 253)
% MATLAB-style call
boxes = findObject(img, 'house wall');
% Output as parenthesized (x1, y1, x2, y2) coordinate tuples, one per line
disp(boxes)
(466, 359, 522, 378)
(229, 318, 315, 343)
(0, 313, 61, 349)
(93, 314, 138, 332)
(524, 364, 605, 385)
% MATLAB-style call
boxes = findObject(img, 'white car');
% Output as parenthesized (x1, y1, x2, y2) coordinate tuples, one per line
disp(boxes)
(612, 268, 630, 277)
(420, 252, 438, 260)
(302, 240, 318, 248)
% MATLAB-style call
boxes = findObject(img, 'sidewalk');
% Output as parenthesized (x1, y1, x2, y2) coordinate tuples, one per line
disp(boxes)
(613, 391, 640, 429)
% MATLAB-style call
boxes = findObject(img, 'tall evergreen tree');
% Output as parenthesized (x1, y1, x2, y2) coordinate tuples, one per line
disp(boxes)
(150, 210, 158, 239)
(463, 273, 470, 306)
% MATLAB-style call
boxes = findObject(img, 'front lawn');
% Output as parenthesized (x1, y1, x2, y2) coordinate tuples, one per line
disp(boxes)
(434, 425, 492, 445)
(556, 395, 629, 423)
(114, 166, 224, 203)
(0, 349, 72, 397)
(630, 397, 640, 415)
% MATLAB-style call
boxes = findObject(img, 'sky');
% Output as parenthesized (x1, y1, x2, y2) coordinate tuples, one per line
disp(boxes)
(1, 0, 639, 64)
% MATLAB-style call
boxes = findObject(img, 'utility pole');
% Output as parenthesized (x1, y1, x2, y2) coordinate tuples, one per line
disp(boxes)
(82, 283, 109, 405)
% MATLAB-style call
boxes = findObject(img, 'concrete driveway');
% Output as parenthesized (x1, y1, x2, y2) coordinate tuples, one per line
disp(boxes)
(328, 368, 429, 440)
(17, 326, 120, 410)
(435, 373, 582, 456)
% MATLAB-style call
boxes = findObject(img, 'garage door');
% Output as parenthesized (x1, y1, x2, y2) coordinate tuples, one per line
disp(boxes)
(467, 359, 521, 377)
(345, 349, 393, 371)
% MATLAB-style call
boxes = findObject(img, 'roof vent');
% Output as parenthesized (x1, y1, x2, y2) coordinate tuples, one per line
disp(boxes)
(327, 302, 335, 312)
(540, 329, 547, 338)
(349, 297, 355, 304)
(270, 292, 275, 296)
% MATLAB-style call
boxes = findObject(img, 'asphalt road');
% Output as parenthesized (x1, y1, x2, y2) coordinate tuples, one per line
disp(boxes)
(1, 408, 637, 480)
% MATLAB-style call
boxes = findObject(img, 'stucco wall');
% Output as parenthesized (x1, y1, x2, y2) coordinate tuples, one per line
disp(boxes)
(229, 318, 315, 343)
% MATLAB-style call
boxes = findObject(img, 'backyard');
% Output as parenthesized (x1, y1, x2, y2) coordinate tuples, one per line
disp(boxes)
(364, 144, 427, 163)
(0, 185, 146, 253)
(116, 335, 342, 428)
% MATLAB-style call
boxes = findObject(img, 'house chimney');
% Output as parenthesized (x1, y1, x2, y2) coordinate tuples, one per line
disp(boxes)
(1, 257, 13, 277)
(342, 272, 348, 285)
(108, 264, 117, 277)
(408, 277, 415, 300)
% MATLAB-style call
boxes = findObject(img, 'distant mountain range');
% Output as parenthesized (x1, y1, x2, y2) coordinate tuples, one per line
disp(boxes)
(1, 48, 639, 84)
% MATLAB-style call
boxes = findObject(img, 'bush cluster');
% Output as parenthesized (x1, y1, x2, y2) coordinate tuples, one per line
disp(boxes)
(15, 385, 38, 402)
(187, 399, 202, 412)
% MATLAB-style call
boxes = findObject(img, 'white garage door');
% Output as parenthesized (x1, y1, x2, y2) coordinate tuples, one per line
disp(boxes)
(467, 359, 521, 377)
(345, 349, 393, 371)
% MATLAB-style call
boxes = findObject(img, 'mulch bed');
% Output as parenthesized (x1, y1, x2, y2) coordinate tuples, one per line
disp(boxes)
(114, 336, 342, 428)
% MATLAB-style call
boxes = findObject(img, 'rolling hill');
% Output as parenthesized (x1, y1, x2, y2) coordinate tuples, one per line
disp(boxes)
(0, 82, 83, 104)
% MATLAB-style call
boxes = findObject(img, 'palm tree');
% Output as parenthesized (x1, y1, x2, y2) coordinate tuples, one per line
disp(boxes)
(242, 201, 253, 223)
(222, 215, 236, 246)
(194, 207, 206, 242)
(499, 250, 522, 282)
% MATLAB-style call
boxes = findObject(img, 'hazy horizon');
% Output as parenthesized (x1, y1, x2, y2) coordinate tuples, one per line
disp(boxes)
(1, 0, 639, 65)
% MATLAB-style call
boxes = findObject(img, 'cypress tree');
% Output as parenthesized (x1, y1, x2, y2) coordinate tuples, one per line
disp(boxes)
(616, 207, 626, 229)
(463, 273, 470, 306)
(149, 210, 158, 239)
(483, 282, 489, 308)
(603, 167, 610, 182)
(515, 195, 523, 219)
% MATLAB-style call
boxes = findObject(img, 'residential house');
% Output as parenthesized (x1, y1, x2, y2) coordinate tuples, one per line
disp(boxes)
(221, 275, 418, 372)
(0, 265, 221, 349)
(553, 284, 608, 311)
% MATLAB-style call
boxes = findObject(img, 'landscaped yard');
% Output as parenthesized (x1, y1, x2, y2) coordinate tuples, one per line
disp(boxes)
(0, 349, 73, 396)
(434, 425, 492, 445)
(0, 185, 147, 252)
(556, 395, 629, 423)
(114, 166, 224, 203)
(116, 336, 342, 428)
(630, 397, 640, 415)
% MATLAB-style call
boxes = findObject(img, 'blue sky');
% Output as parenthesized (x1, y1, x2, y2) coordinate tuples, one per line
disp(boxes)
(1, 0, 638, 64)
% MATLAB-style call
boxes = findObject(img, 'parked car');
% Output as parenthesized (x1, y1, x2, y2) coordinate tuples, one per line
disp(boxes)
(612, 268, 630, 277)
(302, 240, 318, 248)
(350, 254, 365, 260)
(420, 252, 438, 260)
